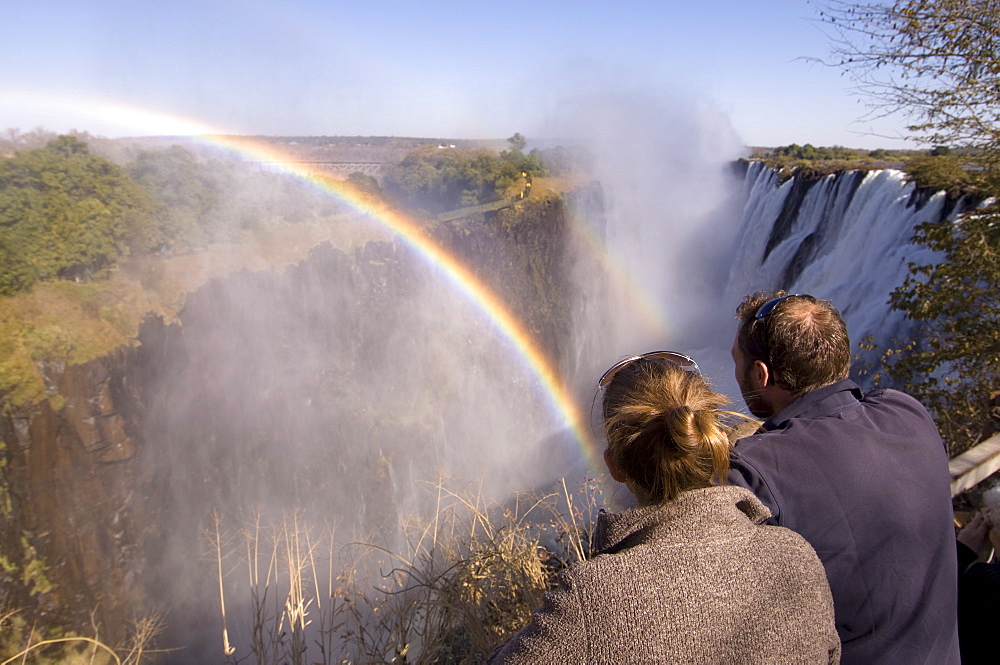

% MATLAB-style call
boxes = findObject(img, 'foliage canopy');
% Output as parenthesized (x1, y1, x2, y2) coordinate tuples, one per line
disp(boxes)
(819, 0, 1000, 453)
(819, 0, 1000, 163)
(384, 143, 546, 215)
(126, 145, 219, 249)
(0, 136, 157, 295)
(902, 154, 974, 196)
(0, 137, 353, 297)
(881, 204, 1000, 454)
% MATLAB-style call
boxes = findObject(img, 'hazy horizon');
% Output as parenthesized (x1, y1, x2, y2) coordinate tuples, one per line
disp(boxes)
(4, 1, 922, 151)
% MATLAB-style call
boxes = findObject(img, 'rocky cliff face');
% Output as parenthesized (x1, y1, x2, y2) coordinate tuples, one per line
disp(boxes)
(0, 192, 579, 644)
(1, 348, 144, 639)
(442, 195, 574, 362)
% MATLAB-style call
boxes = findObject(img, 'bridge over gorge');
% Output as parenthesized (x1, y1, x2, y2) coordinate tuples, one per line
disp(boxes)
(254, 161, 385, 176)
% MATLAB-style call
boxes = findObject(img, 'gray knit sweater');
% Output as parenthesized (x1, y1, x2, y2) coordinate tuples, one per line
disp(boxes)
(487, 485, 840, 664)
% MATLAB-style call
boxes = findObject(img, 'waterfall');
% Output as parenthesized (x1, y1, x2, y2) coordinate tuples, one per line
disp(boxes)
(723, 161, 970, 385)
(135, 159, 976, 660)
(569, 155, 974, 404)
(9, 126, 980, 658)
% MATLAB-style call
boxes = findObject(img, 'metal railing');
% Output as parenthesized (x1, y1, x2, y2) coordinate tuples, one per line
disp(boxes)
(950, 433, 1000, 496)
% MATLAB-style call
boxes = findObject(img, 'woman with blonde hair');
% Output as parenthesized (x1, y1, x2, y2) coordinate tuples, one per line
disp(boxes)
(488, 351, 840, 664)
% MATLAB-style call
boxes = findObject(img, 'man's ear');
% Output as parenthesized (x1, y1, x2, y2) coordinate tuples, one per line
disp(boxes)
(604, 448, 628, 483)
(751, 359, 771, 390)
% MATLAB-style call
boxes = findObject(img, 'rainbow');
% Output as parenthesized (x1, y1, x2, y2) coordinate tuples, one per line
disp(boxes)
(565, 208, 671, 341)
(2, 92, 215, 137)
(0, 95, 604, 469)
(207, 136, 602, 472)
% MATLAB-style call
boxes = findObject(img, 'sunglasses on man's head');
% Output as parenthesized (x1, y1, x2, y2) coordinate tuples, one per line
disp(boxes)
(598, 351, 700, 389)
(754, 294, 813, 321)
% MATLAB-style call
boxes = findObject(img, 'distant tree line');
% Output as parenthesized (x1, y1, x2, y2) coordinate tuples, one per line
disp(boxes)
(0, 132, 581, 297)
(754, 142, 925, 164)
(753, 142, 994, 202)
(0, 135, 344, 297)
(382, 134, 550, 215)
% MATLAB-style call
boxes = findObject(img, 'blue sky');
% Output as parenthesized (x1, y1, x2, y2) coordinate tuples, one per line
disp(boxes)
(2, 0, 917, 149)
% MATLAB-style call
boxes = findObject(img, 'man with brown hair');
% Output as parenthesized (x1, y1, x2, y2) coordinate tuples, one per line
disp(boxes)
(728, 291, 959, 665)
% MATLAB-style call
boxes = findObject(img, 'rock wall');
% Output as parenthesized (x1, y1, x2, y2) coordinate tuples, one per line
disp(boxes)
(0, 191, 578, 644)
(0, 347, 144, 640)
(442, 195, 574, 363)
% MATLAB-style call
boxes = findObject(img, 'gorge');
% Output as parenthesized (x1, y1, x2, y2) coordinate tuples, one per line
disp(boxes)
(0, 148, 972, 659)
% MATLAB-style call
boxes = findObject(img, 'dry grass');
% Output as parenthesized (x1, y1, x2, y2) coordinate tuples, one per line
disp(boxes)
(0, 601, 165, 665)
(0, 476, 602, 663)
(211, 476, 603, 664)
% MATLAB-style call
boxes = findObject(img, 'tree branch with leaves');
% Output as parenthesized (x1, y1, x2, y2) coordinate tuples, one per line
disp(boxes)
(882, 203, 1000, 455)
(818, 0, 1000, 453)
(817, 0, 1000, 162)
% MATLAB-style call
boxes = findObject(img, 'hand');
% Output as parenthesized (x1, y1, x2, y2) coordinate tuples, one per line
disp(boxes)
(958, 512, 994, 563)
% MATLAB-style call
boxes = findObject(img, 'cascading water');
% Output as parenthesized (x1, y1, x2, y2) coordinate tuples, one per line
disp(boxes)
(561, 133, 973, 408)
(723, 160, 971, 386)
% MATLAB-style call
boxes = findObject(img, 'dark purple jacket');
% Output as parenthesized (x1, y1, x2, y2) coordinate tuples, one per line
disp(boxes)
(729, 379, 959, 665)
(956, 541, 1000, 665)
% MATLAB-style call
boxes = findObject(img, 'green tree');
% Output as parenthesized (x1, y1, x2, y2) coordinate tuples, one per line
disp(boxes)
(383, 140, 553, 215)
(819, 0, 1000, 164)
(507, 132, 527, 152)
(126, 145, 218, 249)
(346, 171, 383, 198)
(820, 0, 1000, 452)
(903, 154, 972, 196)
(0, 136, 156, 294)
(882, 204, 1000, 454)
(385, 145, 529, 214)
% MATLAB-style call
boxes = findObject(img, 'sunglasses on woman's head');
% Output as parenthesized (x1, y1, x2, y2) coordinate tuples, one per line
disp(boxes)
(598, 351, 700, 389)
